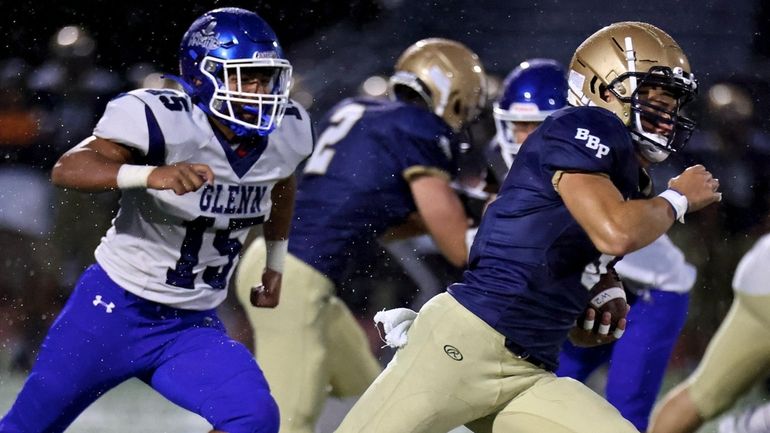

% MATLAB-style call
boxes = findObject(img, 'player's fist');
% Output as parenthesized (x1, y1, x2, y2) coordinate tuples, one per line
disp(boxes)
(147, 163, 214, 195)
(251, 268, 282, 308)
(668, 164, 721, 213)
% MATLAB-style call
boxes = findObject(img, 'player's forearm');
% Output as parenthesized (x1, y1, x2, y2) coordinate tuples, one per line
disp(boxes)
(607, 165, 721, 255)
(263, 175, 296, 241)
(51, 138, 131, 192)
(595, 197, 676, 255)
(560, 172, 675, 256)
(428, 217, 469, 267)
(411, 176, 470, 267)
(261, 175, 295, 274)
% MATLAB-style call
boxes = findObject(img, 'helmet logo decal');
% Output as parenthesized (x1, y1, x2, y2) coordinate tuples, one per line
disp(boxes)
(189, 21, 221, 50)
(568, 69, 585, 90)
(568, 69, 593, 106)
(624, 37, 639, 96)
(428, 65, 451, 116)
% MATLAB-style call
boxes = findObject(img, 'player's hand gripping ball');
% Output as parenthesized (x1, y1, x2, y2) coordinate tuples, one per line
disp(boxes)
(584, 269, 628, 335)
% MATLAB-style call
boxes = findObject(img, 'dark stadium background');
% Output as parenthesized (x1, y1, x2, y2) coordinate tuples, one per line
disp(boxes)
(5, 0, 770, 112)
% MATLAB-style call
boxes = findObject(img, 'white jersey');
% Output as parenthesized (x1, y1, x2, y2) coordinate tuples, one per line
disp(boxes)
(615, 234, 696, 293)
(581, 234, 696, 294)
(92, 89, 313, 310)
(733, 233, 770, 296)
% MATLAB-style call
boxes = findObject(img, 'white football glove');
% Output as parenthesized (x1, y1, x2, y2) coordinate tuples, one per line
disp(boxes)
(374, 308, 418, 349)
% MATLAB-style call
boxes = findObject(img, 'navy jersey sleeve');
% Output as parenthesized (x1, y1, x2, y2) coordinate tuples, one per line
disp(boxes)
(540, 107, 632, 176)
(388, 108, 456, 181)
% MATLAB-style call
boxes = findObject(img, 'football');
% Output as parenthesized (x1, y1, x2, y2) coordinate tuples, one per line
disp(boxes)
(586, 269, 628, 331)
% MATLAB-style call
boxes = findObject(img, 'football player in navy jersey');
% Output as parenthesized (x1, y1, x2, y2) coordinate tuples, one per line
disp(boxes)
(234, 38, 486, 433)
(0, 8, 313, 433)
(333, 22, 721, 433)
(489, 58, 697, 432)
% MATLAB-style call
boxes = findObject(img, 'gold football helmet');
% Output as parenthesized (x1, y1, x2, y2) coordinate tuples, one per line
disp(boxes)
(389, 38, 487, 132)
(568, 22, 698, 162)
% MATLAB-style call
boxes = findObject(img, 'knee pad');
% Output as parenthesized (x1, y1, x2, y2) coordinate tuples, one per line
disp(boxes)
(212, 388, 280, 433)
(203, 370, 280, 433)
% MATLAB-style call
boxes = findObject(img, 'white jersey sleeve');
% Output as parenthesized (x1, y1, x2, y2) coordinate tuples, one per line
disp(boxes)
(614, 234, 696, 293)
(733, 233, 770, 296)
(271, 100, 314, 177)
(93, 94, 152, 154)
(93, 89, 312, 310)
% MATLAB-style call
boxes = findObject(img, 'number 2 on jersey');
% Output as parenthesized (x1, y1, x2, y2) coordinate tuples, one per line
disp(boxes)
(303, 103, 366, 175)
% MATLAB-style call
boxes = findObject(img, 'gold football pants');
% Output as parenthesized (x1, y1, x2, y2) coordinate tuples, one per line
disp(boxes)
(235, 238, 382, 433)
(334, 293, 638, 433)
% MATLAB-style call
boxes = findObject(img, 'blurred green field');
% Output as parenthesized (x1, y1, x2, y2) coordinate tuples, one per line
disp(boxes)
(0, 373, 211, 432)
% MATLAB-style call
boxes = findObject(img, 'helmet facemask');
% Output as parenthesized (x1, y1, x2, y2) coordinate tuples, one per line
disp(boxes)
(607, 65, 697, 162)
(493, 104, 552, 168)
(201, 56, 292, 137)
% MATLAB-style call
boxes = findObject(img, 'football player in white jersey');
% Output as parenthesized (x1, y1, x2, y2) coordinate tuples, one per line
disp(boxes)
(0, 8, 312, 433)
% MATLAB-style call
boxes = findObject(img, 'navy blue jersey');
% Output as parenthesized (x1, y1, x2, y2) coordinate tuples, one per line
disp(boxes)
(448, 106, 641, 371)
(289, 97, 455, 285)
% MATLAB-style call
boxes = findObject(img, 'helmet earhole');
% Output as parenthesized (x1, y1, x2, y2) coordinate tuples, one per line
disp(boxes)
(598, 83, 612, 102)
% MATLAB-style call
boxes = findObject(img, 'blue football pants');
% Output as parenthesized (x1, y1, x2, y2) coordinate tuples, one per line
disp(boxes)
(0, 264, 279, 433)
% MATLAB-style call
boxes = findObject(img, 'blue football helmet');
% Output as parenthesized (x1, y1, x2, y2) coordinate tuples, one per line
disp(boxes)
(178, 7, 292, 137)
(493, 59, 567, 167)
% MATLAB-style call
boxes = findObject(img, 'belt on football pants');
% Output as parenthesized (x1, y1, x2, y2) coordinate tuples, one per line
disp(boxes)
(504, 338, 552, 371)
